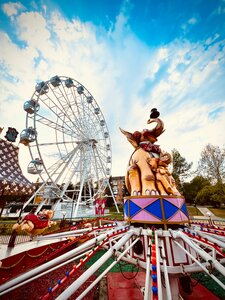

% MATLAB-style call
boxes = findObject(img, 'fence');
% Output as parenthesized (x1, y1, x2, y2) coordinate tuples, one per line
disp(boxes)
(0, 234, 31, 245)
(0, 221, 31, 245)
(190, 217, 225, 227)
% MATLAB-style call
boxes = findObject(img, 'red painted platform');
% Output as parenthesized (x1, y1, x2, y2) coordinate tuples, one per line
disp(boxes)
(179, 279, 220, 300)
(107, 272, 145, 299)
(107, 273, 220, 300)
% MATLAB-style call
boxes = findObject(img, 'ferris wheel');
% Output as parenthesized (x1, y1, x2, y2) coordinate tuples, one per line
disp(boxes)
(20, 75, 114, 216)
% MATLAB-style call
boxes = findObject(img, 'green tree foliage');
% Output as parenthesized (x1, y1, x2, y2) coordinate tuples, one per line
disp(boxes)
(198, 144, 225, 184)
(195, 183, 225, 207)
(172, 148, 193, 191)
(182, 176, 210, 204)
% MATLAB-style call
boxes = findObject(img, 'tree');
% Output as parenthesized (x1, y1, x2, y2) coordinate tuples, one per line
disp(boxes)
(182, 176, 210, 204)
(172, 148, 193, 191)
(195, 183, 225, 207)
(198, 144, 225, 184)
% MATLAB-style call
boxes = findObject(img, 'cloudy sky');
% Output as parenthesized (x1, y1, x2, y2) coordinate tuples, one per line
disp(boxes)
(0, 0, 225, 182)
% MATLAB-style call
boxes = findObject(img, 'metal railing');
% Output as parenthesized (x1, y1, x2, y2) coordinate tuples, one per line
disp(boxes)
(189, 217, 225, 227)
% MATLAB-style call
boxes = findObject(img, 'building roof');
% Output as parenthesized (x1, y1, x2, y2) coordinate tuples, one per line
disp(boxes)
(0, 138, 35, 196)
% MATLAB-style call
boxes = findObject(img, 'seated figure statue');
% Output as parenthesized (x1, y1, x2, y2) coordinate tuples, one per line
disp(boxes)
(149, 151, 180, 196)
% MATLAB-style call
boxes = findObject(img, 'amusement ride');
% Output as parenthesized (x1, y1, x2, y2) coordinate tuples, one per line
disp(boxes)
(19, 75, 118, 217)
(0, 77, 225, 300)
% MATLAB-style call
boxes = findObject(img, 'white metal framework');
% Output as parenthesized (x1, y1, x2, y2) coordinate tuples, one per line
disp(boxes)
(21, 76, 114, 216)
(0, 222, 225, 299)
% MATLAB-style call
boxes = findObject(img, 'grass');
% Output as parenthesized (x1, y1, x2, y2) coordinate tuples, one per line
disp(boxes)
(186, 206, 225, 219)
(209, 208, 225, 219)
(187, 206, 204, 217)
(108, 206, 124, 220)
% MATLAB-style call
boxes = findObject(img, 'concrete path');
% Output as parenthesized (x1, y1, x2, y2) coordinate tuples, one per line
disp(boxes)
(197, 206, 215, 217)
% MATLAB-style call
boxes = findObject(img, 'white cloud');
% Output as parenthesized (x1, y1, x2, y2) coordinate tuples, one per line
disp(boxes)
(181, 16, 199, 34)
(2, 2, 25, 17)
(0, 5, 225, 183)
(16, 11, 52, 49)
(148, 47, 169, 80)
(205, 33, 220, 45)
(188, 17, 198, 25)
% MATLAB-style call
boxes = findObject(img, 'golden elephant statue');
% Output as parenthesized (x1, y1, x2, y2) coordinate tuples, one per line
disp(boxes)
(120, 113, 180, 196)
(12, 209, 56, 236)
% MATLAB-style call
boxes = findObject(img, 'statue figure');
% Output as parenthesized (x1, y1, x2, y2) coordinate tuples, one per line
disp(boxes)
(120, 108, 180, 196)
(150, 151, 180, 196)
(12, 209, 56, 236)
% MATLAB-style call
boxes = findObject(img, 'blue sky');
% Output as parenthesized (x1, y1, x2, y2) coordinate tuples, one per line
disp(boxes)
(0, 0, 225, 179)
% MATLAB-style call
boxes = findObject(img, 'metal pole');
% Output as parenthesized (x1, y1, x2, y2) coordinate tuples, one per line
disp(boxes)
(107, 179, 120, 213)
(195, 230, 225, 248)
(169, 230, 225, 289)
(158, 236, 172, 300)
(0, 231, 112, 295)
(1, 249, 94, 297)
(56, 230, 135, 300)
(144, 242, 151, 300)
(155, 229, 163, 300)
(76, 234, 140, 300)
(171, 230, 225, 276)
(74, 169, 87, 218)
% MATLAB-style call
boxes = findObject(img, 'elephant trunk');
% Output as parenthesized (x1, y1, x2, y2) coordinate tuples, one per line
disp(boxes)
(147, 118, 165, 138)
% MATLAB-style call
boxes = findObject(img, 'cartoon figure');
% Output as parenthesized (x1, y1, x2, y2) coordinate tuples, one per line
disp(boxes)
(12, 209, 56, 236)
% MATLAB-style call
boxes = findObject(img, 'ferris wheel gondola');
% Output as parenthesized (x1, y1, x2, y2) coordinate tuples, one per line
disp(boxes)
(20, 75, 115, 216)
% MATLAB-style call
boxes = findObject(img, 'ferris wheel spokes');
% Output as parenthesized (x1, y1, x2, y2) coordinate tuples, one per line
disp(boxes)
(29, 141, 76, 147)
(41, 84, 92, 140)
(32, 112, 81, 140)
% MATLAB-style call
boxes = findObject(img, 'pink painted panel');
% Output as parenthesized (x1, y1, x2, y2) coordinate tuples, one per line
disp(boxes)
(130, 197, 159, 209)
(131, 209, 161, 222)
(169, 210, 189, 222)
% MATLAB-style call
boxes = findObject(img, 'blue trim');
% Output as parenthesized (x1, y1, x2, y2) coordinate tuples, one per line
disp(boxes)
(181, 203, 189, 216)
(124, 200, 129, 217)
(129, 201, 142, 218)
(144, 199, 162, 220)
(163, 200, 178, 219)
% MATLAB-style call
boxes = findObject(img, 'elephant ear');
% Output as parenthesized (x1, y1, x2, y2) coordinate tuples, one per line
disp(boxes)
(119, 127, 140, 148)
